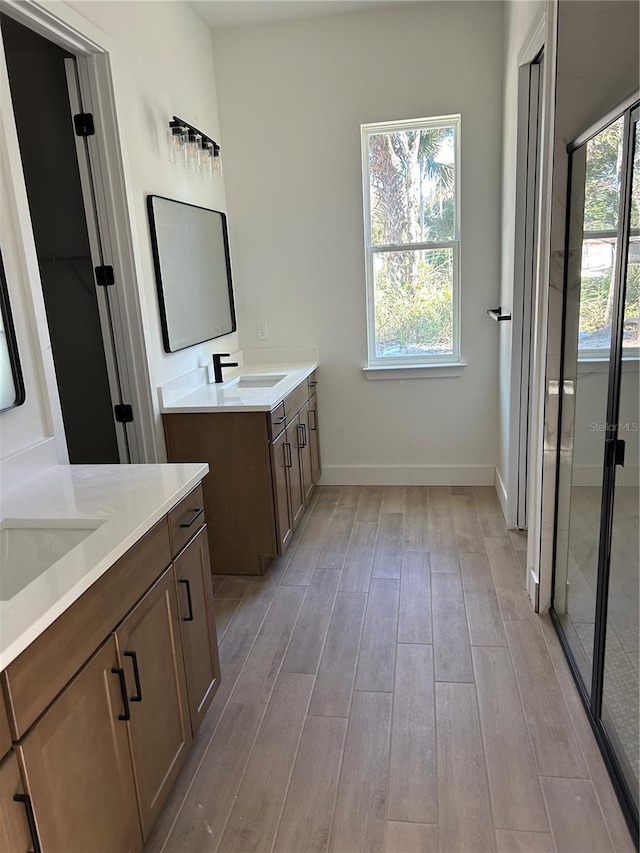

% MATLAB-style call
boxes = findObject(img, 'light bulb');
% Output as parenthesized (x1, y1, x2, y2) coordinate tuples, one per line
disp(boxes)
(167, 121, 187, 166)
(186, 132, 202, 172)
(199, 140, 213, 178)
(212, 149, 222, 178)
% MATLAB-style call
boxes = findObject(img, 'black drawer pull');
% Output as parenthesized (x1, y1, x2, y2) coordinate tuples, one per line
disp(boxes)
(298, 423, 307, 448)
(13, 794, 41, 853)
(309, 409, 317, 431)
(179, 507, 204, 528)
(284, 442, 293, 468)
(309, 380, 318, 387)
(179, 578, 194, 621)
(123, 651, 142, 702)
(273, 415, 286, 425)
(111, 667, 130, 721)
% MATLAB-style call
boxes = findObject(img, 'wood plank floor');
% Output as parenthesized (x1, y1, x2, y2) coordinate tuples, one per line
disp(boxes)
(146, 486, 634, 853)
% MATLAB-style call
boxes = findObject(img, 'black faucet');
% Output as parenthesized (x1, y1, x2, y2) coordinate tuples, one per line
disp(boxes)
(212, 352, 238, 383)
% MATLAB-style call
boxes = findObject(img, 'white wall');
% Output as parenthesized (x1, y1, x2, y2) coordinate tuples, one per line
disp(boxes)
(0, 0, 238, 465)
(497, 0, 544, 515)
(211, 1, 504, 485)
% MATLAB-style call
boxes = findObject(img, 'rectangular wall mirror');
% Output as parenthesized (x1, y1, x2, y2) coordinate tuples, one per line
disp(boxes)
(148, 196, 237, 353)
(0, 248, 26, 412)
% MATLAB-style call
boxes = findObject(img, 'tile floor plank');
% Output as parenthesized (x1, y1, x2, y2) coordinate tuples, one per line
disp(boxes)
(403, 486, 430, 551)
(436, 681, 496, 853)
(317, 507, 357, 569)
(215, 577, 253, 600)
(431, 573, 473, 682)
(355, 578, 399, 692)
(388, 643, 436, 824)
(281, 569, 340, 674)
(398, 551, 432, 644)
(161, 702, 266, 852)
(272, 715, 347, 853)
(213, 598, 242, 641)
(217, 672, 315, 853)
(381, 485, 406, 513)
(541, 777, 614, 853)
(505, 620, 588, 778)
(230, 585, 306, 703)
(340, 521, 377, 592)
(356, 485, 383, 522)
(309, 592, 367, 717)
(385, 822, 439, 853)
(460, 552, 507, 647)
(485, 536, 535, 621)
(282, 507, 335, 586)
(495, 830, 555, 852)
(473, 646, 549, 832)
(329, 691, 392, 853)
(451, 493, 485, 552)
(372, 513, 403, 579)
(473, 486, 510, 538)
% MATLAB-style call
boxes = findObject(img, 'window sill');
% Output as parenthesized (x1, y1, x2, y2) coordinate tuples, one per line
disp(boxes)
(363, 362, 467, 380)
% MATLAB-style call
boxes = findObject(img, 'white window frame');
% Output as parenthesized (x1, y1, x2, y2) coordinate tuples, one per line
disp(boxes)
(361, 114, 462, 370)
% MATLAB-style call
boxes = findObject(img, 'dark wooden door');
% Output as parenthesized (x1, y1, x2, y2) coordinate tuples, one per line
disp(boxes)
(286, 413, 305, 530)
(309, 392, 321, 484)
(271, 428, 292, 553)
(299, 401, 314, 502)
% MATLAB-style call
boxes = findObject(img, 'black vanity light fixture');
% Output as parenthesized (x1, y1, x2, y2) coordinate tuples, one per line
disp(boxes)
(167, 115, 221, 178)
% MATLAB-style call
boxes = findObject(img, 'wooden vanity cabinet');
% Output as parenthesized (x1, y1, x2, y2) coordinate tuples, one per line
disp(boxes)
(16, 637, 142, 853)
(115, 566, 191, 839)
(0, 752, 33, 853)
(164, 371, 321, 575)
(174, 525, 220, 733)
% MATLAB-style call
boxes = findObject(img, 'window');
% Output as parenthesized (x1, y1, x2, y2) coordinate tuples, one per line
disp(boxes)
(361, 115, 461, 370)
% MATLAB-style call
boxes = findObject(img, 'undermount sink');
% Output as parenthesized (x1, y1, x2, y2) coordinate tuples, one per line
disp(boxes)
(228, 374, 287, 389)
(0, 518, 104, 601)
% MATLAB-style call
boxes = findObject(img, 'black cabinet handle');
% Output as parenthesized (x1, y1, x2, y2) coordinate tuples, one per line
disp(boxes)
(309, 380, 318, 387)
(179, 507, 204, 528)
(273, 415, 286, 425)
(179, 578, 194, 621)
(297, 423, 307, 449)
(13, 794, 41, 853)
(284, 442, 293, 468)
(123, 651, 142, 702)
(309, 409, 317, 431)
(111, 667, 130, 721)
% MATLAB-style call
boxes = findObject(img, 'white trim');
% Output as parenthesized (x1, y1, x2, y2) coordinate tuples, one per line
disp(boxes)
(363, 362, 466, 379)
(507, 9, 547, 532)
(361, 115, 461, 368)
(494, 466, 508, 524)
(319, 464, 494, 487)
(0, 0, 159, 463)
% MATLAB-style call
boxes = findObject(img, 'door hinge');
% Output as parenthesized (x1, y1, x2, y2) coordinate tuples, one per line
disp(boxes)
(114, 404, 134, 423)
(73, 112, 95, 137)
(95, 265, 115, 287)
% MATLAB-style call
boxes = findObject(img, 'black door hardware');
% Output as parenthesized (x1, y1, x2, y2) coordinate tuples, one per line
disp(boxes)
(13, 794, 41, 853)
(111, 667, 130, 721)
(179, 507, 204, 528)
(95, 265, 115, 287)
(114, 404, 134, 423)
(487, 306, 512, 321)
(179, 579, 194, 621)
(284, 442, 293, 468)
(73, 112, 95, 137)
(123, 651, 142, 702)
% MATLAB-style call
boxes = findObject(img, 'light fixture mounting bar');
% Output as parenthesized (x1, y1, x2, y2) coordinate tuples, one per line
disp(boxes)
(172, 115, 220, 154)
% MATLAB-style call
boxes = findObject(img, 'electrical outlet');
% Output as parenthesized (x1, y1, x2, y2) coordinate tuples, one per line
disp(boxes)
(256, 322, 268, 341)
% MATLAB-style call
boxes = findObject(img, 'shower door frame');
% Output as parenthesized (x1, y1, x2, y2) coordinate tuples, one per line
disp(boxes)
(551, 93, 640, 841)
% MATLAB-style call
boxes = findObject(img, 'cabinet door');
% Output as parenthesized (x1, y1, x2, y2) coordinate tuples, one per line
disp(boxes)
(0, 752, 34, 853)
(286, 414, 305, 530)
(115, 566, 191, 839)
(271, 428, 292, 554)
(309, 392, 321, 484)
(18, 637, 141, 853)
(174, 526, 221, 733)
(298, 402, 314, 502)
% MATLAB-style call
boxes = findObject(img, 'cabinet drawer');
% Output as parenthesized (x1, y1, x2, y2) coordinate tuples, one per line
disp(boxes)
(2, 518, 171, 739)
(284, 380, 310, 423)
(269, 402, 286, 440)
(168, 483, 205, 557)
(0, 694, 11, 761)
(307, 370, 318, 394)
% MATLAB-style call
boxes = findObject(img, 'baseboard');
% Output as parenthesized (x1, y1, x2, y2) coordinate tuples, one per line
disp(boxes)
(318, 465, 495, 486)
(494, 467, 509, 524)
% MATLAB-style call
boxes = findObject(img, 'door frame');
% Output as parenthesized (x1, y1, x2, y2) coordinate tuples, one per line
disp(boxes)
(0, 0, 158, 463)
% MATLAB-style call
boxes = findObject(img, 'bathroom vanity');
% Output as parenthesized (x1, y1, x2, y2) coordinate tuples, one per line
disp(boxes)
(0, 464, 219, 852)
(162, 359, 321, 575)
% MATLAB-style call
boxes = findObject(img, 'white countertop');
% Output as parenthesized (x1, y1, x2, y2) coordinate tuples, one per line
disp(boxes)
(0, 462, 208, 670)
(159, 361, 318, 414)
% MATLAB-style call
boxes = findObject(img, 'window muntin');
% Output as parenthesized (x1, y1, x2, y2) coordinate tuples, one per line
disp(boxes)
(362, 115, 461, 366)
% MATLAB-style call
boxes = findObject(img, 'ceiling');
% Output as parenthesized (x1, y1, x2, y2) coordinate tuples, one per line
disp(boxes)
(189, 0, 415, 30)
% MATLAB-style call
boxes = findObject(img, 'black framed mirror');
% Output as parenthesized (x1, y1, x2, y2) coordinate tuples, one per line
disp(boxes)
(0, 248, 26, 412)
